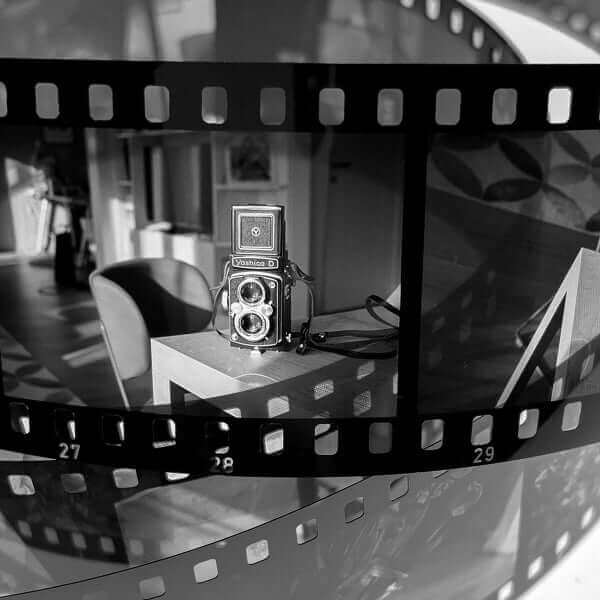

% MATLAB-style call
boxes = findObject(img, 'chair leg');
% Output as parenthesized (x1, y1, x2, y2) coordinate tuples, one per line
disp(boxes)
(100, 323, 131, 409)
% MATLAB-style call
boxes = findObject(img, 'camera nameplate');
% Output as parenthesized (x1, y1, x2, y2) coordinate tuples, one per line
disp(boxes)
(232, 256, 280, 270)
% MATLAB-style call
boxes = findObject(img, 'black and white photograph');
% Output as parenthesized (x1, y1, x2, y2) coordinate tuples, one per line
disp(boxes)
(1, 1, 600, 599)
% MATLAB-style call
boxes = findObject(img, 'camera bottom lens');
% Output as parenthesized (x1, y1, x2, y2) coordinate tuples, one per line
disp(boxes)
(234, 310, 269, 342)
(240, 313, 263, 334)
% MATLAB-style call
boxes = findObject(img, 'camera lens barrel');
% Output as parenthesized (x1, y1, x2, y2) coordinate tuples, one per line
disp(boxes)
(234, 309, 270, 342)
(238, 277, 266, 305)
(241, 312, 263, 334)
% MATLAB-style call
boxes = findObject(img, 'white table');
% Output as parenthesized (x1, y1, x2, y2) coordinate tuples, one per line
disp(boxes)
(151, 309, 398, 419)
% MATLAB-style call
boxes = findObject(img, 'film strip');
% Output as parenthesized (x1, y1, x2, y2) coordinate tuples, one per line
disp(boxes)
(0, 457, 201, 562)
(0, 458, 189, 501)
(3, 59, 600, 133)
(2, 55, 600, 478)
(0, 0, 599, 597)
(0, 446, 596, 599)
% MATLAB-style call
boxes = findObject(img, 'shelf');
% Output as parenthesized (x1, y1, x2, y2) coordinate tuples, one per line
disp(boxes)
(213, 183, 285, 192)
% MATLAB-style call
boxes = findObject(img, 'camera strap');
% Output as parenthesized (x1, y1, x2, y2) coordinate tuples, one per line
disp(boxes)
(293, 269, 400, 360)
(210, 260, 231, 340)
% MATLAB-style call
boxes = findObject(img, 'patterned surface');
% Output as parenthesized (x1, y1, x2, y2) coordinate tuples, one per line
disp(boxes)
(0, 324, 80, 405)
(430, 131, 600, 233)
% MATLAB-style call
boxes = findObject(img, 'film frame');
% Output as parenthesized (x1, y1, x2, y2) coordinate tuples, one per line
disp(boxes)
(1, 59, 600, 477)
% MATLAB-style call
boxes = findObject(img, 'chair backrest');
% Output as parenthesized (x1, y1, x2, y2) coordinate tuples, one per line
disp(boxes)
(90, 257, 213, 382)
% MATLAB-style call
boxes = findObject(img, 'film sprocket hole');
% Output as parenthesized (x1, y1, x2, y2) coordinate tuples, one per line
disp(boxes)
(228, 205, 292, 350)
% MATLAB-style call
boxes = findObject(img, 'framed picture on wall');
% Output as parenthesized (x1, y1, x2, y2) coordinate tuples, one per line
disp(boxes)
(224, 133, 273, 185)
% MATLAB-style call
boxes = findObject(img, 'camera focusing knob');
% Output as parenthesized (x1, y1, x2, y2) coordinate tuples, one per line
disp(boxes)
(314, 332, 327, 343)
(261, 304, 274, 317)
(230, 302, 242, 315)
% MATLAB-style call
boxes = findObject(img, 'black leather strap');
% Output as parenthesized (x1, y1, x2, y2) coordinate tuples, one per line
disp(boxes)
(296, 295, 400, 359)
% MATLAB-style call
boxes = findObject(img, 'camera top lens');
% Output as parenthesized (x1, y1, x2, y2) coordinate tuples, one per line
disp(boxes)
(239, 278, 265, 305)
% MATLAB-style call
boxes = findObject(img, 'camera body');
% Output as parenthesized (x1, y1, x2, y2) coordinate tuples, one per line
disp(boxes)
(228, 205, 292, 350)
